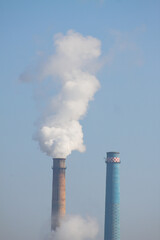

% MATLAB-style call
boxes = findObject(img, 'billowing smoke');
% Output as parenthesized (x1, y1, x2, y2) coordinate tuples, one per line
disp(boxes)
(22, 30, 101, 157)
(49, 215, 99, 240)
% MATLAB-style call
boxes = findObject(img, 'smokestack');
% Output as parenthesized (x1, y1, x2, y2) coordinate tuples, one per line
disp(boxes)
(104, 152, 120, 240)
(51, 158, 66, 231)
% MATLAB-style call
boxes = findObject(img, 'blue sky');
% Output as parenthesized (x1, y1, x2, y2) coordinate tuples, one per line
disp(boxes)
(0, 1, 160, 240)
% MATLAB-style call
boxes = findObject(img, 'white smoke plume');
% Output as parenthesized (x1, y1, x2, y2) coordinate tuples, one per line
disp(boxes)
(49, 215, 99, 240)
(31, 30, 101, 158)
(36, 31, 100, 157)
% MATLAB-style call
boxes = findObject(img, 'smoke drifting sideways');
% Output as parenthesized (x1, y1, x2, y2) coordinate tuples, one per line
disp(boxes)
(48, 215, 99, 240)
(21, 30, 101, 158)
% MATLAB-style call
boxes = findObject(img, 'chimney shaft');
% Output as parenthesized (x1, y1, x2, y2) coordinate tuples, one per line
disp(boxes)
(51, 158, 66, 231)
(104, 152, 120, 240)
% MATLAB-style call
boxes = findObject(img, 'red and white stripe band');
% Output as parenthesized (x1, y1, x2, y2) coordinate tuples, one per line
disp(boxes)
(107, 157, 120, 163)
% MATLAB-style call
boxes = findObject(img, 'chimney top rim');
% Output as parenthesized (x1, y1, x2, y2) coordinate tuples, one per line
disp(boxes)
(107, 152, 120, 154)
(53, 158, 66, 160)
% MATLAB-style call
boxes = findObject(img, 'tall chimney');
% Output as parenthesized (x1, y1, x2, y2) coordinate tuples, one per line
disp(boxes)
(51, 158, 66, 231)
(104, 152, 120, 240)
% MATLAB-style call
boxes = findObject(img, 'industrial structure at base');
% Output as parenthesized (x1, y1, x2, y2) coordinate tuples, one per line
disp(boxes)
(104, 152, 120, 240)
(51, 152, 121, 240)
(51, 158, 66, 231)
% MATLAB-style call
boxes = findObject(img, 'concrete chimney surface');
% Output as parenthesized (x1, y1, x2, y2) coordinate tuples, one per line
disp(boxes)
(51, 158, 66, 231)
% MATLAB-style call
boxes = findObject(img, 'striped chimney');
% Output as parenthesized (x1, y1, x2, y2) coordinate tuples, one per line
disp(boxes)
(104, 152, 120, 240)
